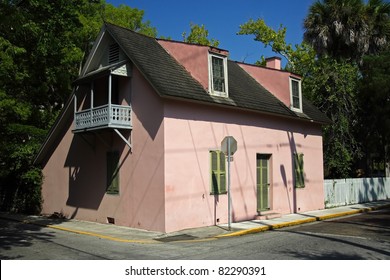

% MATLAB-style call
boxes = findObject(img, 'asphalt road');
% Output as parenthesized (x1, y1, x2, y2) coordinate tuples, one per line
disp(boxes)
(1, 209, 389, 260)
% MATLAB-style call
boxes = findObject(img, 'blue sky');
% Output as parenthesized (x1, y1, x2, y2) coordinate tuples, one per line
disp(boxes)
(107, 0, 316, 65)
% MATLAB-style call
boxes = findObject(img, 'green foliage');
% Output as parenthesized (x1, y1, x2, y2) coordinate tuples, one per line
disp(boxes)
(304, 58, 360, 177)
(303, 0, 390, 63)
(182, 23, 220, 47)
(238, 19, 316, 74)
(238, 19, 292, 63)
(104, 4, 157, 37)
(357, 50, 390, 174)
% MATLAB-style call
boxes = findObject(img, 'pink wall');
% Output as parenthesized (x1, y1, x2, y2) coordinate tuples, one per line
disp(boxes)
(158, 40, 210, 90)
(41, 67, 167, 232)
(238, 62, 301, 108)
(163, 99, 324, 232)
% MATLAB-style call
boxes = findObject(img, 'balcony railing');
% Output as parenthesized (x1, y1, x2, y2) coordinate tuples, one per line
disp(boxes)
(74, 104, 132, 131)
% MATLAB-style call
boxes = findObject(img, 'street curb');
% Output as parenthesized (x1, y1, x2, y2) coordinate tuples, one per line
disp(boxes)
(1, 202, 389, 243)
(215, 203, 390, 239)
(0, 215, 158, 244)
(215, 217, 317, 238)
(43, 224, 159, 244)
(1, 215, 218, 244)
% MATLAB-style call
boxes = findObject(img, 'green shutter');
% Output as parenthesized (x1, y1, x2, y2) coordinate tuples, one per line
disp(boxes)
(257, 154, 270, 211)
(294, 153, 305, 188)
(219, 151, 226, 194)
(211, 151, 219, 194)
(107, 151, 120, 194)
(210, 150, 227, 194)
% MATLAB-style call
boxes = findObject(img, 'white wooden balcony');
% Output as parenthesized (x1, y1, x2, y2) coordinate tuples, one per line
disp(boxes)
(74, 104, 132, 132)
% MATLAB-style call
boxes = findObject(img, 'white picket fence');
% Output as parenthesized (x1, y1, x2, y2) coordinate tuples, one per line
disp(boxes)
(324, 177, 390, 208)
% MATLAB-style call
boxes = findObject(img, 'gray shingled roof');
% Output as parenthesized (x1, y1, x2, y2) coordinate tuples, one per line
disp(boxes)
(105, 23, 330, 124)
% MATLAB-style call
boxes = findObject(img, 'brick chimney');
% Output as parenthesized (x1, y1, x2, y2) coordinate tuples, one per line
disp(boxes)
(265, 57, 281, 70)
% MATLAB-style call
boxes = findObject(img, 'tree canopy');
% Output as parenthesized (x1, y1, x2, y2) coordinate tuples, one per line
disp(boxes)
(182, 23, 220, 47)
(303, 0, 390, 63)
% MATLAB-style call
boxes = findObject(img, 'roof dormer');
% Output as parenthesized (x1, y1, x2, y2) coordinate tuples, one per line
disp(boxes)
(289, 77, 303, 112)
(238, 58, 304, 111)
(157, 39, 229, 97)
(208, 52, 228, 97)
(81, 28, 127, 76)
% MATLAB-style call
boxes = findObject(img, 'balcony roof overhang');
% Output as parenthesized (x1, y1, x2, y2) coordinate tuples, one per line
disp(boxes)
(72, 61, 130, 86)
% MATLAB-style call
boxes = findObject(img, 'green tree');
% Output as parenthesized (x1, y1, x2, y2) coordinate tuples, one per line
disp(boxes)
(182, 23, 220, 47)
(0, 0, 84, 213)
(104, 3, 157, 37)
(303, 0, 390, 63)
(238, 19, 294, 66)
(0, 0, 157, 213)
(303, 0, 390, 177)
(304, 58, 360, 178)
(238, 19, 316, 75)
(358, 50, 390, 176)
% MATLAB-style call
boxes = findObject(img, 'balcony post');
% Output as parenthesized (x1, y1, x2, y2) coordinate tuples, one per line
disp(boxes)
(90, 82, 94, 126)
(108, 74, 112, 125)
(74, 92, 77, 113)
(74, 91, 77, 126)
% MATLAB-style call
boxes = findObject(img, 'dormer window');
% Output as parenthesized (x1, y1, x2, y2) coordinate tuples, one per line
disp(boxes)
(209, 53, 228, 96)
(290, 77, 302, 112)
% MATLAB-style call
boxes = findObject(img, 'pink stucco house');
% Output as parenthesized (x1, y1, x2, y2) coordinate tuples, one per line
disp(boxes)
(34, 23, 330, 233)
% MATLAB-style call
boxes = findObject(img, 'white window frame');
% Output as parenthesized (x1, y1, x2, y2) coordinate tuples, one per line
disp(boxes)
(208, 53, 228, 97)
(289, 77, 302, 112)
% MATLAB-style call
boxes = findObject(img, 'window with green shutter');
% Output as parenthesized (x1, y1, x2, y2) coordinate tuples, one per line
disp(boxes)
(210, 150, 227, 195)
(106, 151, 120, 194)
(294, 153, 305, 188)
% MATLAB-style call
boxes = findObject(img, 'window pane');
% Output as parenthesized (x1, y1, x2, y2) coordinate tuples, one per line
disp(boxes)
(212, 56, 225, 92)
(291, 80, 300, 109)
(293, 96, 300, 108)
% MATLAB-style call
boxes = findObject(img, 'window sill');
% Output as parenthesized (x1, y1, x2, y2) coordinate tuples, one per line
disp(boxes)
(210, 91, 228, 98)
(290, 107, 303, 113)
(210, 191, 228, 195)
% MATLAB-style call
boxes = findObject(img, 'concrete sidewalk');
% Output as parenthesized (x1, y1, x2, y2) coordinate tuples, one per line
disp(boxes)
(1, 200, 389, 244)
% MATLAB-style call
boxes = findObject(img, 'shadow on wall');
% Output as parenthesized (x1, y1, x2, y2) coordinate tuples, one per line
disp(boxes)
(64, 133, 106, 211)
(64, 131, 129, 214)
(360, 177, 388, 203)
(287, 131, 298, 213)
